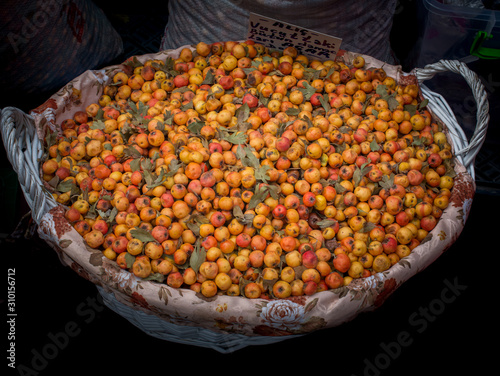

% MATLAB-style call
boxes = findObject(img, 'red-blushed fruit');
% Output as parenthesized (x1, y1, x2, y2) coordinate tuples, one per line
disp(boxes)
(242, 93, 259, 108)
(64, 207, 81, 222)
(325, 271, 344, 289)
(46, 44, 455, 299)
(301, 250, 319, 269)
(333, 253, 350, 273)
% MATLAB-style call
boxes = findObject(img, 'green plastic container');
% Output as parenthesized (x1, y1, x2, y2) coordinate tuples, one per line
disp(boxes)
(410, 0, 500, 67)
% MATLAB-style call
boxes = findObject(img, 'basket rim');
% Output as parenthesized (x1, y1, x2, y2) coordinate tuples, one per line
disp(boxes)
(2, 46, 480, 339)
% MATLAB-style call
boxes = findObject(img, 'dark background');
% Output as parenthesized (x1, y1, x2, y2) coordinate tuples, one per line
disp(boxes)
(2, 1, 499, 375)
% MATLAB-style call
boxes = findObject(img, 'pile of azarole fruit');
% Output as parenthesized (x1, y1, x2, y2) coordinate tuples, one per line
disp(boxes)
(41, 40, 455, 299)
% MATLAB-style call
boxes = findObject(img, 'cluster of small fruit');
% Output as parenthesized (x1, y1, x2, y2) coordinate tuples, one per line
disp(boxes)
(40, 40, 455, 299)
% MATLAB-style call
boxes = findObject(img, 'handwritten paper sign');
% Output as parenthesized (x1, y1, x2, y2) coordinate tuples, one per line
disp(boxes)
(246, 13, 342, 61)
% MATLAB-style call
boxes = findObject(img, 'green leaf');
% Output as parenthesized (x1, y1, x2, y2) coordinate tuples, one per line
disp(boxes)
(404, 104, 418, 117)
(94, 108, 105, 121)
(353, 162, 372, 187)
(90, 120, 105, 130)
(126, 100, 149, 129)
(232, 205, 244, 218)
(418, 98, 429, 109)
(443, 159, 457, 178)
(187, 120, 205, 135)
(201, 69, 215, 85)
(119, 123, 134, 142)
(236, 102, 250, 124)
(145, 169, 166, 189)
(359, 222, 377, 233)
(376, 84, 389, 98)
(123, 146, 142, 159)
(248, 185, 268, 210)
(411, 136, 424, 147)
(266, 184, 280, 200)
(243, 146, 261, 169)
(335, 182, 347, 193)
(361, 94, 373, 114)
(151, 60, 178, 78)
(319, 94, 331, 113)
(233, 205, 254, 225)
(258, 91, 270, 107)
(129, 158, 141, 172)
(181, 101, 194, 111)
(123, 56, 143, 69)
(298, 81, 316, 100)
(255, 165, 271, 183)
(127, 99, 138, 115)
(285, 108, 300, 116)
(316, 218, 338, 229)
(153, 121, 166, 133)
(98, 207, 118, 224)
(263, 275, 280, 297)
(268, 69, 284, 76)
(172, 86, 192, 94)
(242, 67, 257, 75)
(47, 175, 60, 189)
(301, 114, 314, 130)
(190, 241, 206, 272)
(375, 84, 400, 111)
(276, 120, 292, 137)
(319, 178, 337, 187)
(45, 130, 58, 149)
(219, 128, 247, 145)
(165, 158, 182, 177)
(141, 158, 154, 172)
(185, 222, 199, 236)
(324, 66, 336, 81)
(143, 273, 165, 282)
(56, 179, 76, 193)
(124, 253, 136, 269)
(303, 67, 321, 81)
(107, 207, 118, 224)
(129, 228, 156, 243)
(186, 212, 210, 235)
(192, 213, 210, 224)
(163, 110, 173, 125)
(235, 144, 247, 163)
(370, 139, 381, 151)
(151, 151, 160, 162)
(387, 97, 399, 111)
(85, 201, 97, 220)
(339, 125, 352, 134)
(379, 174, 395, 190)
(247, 184, 280, 210)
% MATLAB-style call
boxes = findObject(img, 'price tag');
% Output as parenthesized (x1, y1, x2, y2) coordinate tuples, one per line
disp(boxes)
(246, 13, 342, 61)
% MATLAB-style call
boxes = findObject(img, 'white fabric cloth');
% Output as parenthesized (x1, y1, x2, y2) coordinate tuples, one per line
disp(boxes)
(160, 0, 398, 63)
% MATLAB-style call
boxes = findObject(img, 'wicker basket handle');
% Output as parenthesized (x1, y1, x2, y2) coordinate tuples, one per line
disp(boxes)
(0, 107, 57, 224)
(413, 60, 490, 180)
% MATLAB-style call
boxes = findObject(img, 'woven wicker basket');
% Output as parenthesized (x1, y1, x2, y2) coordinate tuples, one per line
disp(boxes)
(0, 47, 489, 353)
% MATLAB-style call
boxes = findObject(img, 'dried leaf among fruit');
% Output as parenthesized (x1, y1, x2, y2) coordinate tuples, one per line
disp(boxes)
(41, 41, 456, 300)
